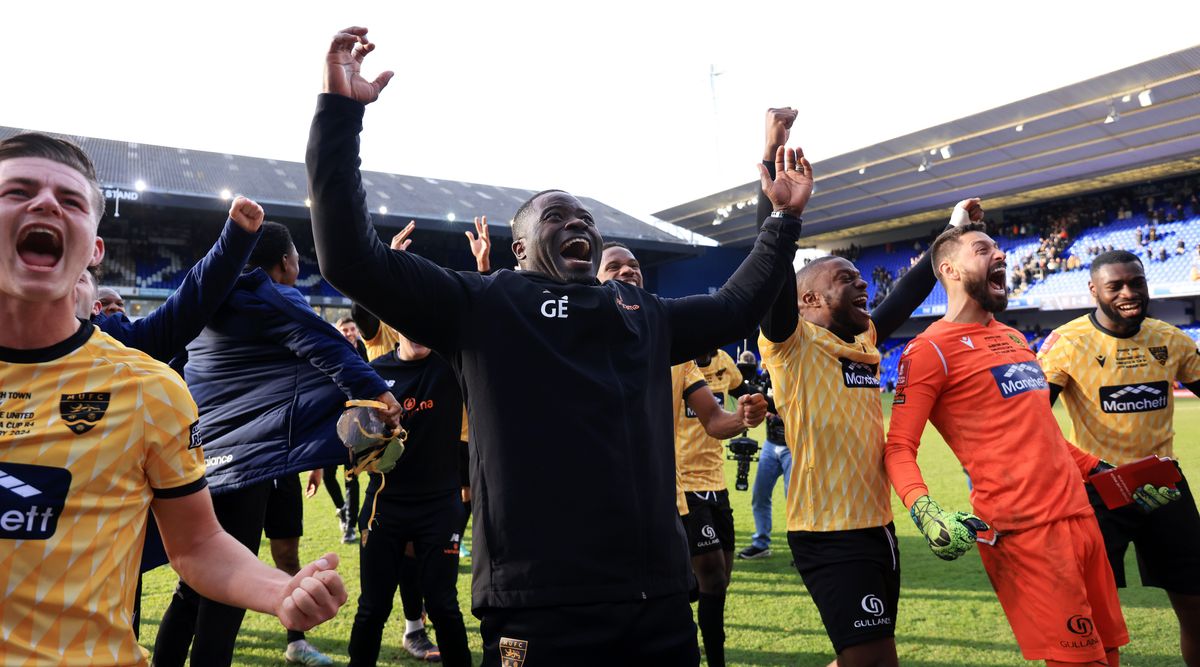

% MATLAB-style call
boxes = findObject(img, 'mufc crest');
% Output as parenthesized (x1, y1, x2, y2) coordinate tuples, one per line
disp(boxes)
(60, 392, 111, 435)
(1148, 346, 1169, 366)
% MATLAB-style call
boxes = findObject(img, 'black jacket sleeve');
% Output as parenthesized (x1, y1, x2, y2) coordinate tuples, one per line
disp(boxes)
(350, 302, 381, 341)
(306, 94, 479, 351)
(757, 159, 799, 344)
(663, 212, 801, 364)
(869, 224, 955, 341)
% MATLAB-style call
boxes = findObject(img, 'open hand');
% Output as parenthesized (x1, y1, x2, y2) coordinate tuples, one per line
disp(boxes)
(758, 146, 814, 217)
(465, 216, 492, 273)
(390, 221, 416, 252)
(229, 196, 264, 233)
(324, 27, 394, 104)
(275, 552, 348, 631)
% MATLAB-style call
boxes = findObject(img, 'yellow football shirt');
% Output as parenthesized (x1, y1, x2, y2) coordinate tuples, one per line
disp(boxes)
(0, 323, 206, 666)
(364, 323, 402, 362)
(759, 319, 893, 532)
(671, 362, 707, 515)
(676, 350, 743, 492)
(1038, 314, 1200, 464)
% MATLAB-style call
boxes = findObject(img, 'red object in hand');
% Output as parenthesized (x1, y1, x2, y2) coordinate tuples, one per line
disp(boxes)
(1089, 456, 1182, 510)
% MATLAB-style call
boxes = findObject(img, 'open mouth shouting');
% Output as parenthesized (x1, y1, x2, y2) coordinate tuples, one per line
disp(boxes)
(16, 223, 64, 271)
(852, 293, 869, 313)
(986, 263, 1008, 296)
(560, 236, 593, 270)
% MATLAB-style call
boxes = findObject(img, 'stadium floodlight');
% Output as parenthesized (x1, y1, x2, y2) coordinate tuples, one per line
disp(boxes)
(219, 188, 232, 200)
(918, 156, 929, 173)
(304, 198, 311, 207)
(939, 145, 953, 160)
(736, 201, 745, 209)
(929, 148, 937, 156)
(1121, 94, 1132, 103)
(1104, 103, 1119, 124)
(1138, 89, 1153, 107)
(134, 179, 146, 192)
(1015, 124, 1024, 132)
(712, 218, 722, 226)
(379, 205, 388, 215)
(858, 167, 866, 175)
(447, 213, 456, 222)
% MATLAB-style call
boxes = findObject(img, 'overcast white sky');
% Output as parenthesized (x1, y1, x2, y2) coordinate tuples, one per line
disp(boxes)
(3, 1, 1198, 220)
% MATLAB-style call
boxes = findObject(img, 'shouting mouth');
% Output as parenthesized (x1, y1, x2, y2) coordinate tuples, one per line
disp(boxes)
(987, 264, 1007, 295)
(16, 224, 64, 270)
(560, 237, 593, 268)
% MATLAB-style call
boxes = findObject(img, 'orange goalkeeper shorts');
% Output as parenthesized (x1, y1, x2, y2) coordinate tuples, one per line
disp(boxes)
(977, 513, 1129, 662)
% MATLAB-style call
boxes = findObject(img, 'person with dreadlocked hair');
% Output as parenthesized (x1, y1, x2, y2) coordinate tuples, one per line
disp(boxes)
(153, 220, 398, 667)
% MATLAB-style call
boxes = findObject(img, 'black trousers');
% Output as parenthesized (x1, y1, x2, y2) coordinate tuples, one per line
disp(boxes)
(347, 491, 471, 667)
(479, 593, 699, 666)
(152, 480, 272, 667)
(323, 464, 360, 521)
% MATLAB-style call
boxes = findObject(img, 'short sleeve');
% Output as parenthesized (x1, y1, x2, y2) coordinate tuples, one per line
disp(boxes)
(1173, 328, 1200, 384)
(1036, 331, 1073, 387)
(142, 371, 207, 498)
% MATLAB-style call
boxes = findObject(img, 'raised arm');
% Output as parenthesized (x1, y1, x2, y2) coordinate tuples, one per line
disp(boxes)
(664, 143, 811, 362)
(99, 197, 263, 362)
(756, 108, 802, 344)
(871, 198, 982, 340)
(307, 27, 474, 351)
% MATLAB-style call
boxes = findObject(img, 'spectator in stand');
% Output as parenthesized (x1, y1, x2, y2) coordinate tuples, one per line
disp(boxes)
(96, 286, 125, 315)
(1177, 240, 1187, 256)
(1159, 247, 1170, 262)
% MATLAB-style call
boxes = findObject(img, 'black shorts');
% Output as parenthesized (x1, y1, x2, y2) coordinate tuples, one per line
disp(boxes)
(479, 593, 699, 666)
(263, 474, 304, 540)
(1087, 463, 1200, 594)
(683, 490, 734, 556)
(788, 523, 901, 654)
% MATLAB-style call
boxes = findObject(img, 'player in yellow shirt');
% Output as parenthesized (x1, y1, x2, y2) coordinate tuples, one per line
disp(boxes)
(1038, 249, 1200, 664)
(754, 107, 977, 667)
(599, 241, 767, 666)
(0, 133, 348, 666)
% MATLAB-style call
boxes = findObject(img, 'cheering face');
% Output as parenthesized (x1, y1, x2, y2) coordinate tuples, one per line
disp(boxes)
(817, 257, 872, 336)
(597, 246, 643, 288)
(0, 157, 103, 304)
(951, 231, 1008, 314)
(1091, 261, 1149, 327)
(514, 192, 604, 283)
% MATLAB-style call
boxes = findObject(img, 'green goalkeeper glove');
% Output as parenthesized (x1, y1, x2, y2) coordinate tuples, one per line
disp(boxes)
(909, 495, 988, 561)
(1133, 484, 1181, 513)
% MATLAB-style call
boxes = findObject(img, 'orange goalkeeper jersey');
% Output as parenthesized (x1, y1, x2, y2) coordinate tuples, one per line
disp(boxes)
(884, 318, 1099, 532)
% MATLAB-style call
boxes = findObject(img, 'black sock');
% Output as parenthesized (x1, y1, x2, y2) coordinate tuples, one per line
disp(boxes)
(697, 591, 726, 667)
(287, 629, 305, 644)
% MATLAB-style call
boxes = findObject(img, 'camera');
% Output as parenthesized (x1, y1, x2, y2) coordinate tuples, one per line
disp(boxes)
(726, 435, 760, 491)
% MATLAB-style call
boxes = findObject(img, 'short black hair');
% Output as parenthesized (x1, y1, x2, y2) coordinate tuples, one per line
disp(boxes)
(795, 255, 844, 294)
(0, 133, 105, 220)
(247, 221, 294, 271)
(602, 241, 629, 251)
(1090, 249, 1143, 278)
(511, 189, 566, 239)
(930, 221, 988, 280)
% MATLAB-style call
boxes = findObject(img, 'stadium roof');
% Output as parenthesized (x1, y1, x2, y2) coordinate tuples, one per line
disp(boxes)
(655, 45, 1200, 247)
(0, 126, 691, 251)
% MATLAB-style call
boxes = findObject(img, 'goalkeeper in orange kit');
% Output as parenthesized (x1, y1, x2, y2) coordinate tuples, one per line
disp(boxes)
(883, 223, 1178, 666)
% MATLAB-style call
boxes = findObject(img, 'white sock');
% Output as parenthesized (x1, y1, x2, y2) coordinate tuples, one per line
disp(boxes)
(405, 618, 424, 634)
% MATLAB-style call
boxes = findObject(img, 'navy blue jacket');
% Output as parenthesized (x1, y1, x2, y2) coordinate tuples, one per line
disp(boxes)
(184, 269, 389, 493)
(95, 218, 261, 364)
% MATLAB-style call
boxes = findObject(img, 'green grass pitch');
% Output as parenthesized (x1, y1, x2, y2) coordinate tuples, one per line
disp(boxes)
(138, 397, 1198, 665)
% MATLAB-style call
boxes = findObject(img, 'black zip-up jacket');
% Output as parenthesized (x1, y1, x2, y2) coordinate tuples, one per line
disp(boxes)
(307, 93, 801, 611)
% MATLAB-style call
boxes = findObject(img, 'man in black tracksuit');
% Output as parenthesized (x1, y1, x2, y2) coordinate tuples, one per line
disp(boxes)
(309, 27, 814, 665)
(347, 338, 471, 667)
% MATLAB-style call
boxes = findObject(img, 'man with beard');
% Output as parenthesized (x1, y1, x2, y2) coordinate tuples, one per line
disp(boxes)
(754, 104, 973, 666)
(883, 223, 1159, 666)
(1038, 249, 1200, 665)
(307, 27, 809, 665)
